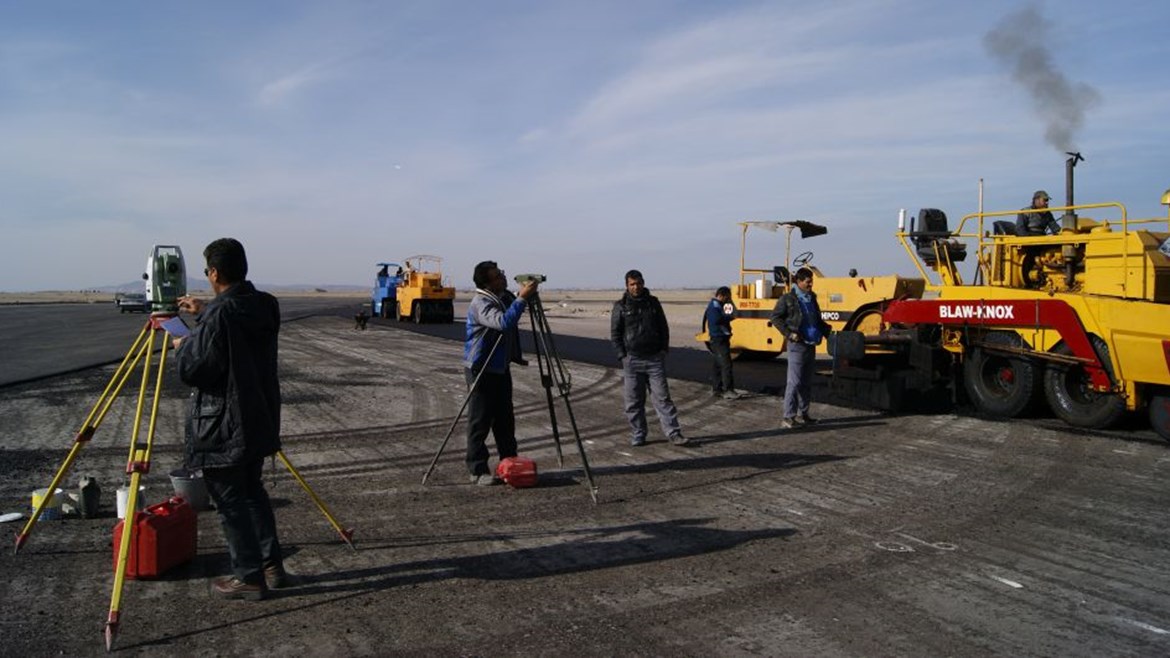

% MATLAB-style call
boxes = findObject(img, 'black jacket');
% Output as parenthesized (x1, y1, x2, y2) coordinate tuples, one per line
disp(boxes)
(176, 281, 281, 469)
(611, 289, 670, 359)
(770, 290, 831, 343)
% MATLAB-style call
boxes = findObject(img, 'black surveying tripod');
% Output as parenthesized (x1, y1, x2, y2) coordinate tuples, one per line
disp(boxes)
(422, 279, 598, 502)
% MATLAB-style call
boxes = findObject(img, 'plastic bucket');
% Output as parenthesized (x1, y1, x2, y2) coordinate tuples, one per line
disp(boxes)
(31, 487, 64, 521)
(116, 485, 147, 520)
(168, 469, 209, 511)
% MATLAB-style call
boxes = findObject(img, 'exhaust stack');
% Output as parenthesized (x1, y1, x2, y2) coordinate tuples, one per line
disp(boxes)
(1062, 152, 1084, 285)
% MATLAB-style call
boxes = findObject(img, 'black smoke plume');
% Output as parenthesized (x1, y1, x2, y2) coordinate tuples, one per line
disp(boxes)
(984, 5, 1100, 152)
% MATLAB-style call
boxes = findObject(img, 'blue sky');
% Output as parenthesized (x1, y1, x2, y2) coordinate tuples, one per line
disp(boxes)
(2, 1, 1168, 292)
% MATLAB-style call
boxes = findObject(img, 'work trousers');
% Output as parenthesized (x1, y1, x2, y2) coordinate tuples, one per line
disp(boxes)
(708, 335, 735, 392)
(622, 353, 682, 442)
(203, 459, 283, 586)
(465, 368, 518, 476)
(783, 341, 816, 418)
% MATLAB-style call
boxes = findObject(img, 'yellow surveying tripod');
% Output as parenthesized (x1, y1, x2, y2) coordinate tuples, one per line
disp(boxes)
(13, 312, 355, 652)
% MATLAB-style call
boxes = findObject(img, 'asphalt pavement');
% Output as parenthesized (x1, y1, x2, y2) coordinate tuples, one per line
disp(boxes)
(1, 297, 1167, 657)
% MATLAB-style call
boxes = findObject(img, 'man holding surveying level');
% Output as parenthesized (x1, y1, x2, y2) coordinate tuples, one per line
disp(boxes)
(463, 261, 539, 486)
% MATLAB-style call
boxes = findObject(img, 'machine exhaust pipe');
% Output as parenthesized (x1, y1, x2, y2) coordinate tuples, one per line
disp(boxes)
(1062, 151, 1083, 231)
(1063, 152, 1084, 285)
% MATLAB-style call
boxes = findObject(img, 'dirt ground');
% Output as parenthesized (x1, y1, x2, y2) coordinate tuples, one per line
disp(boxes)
(1, 296, 1168, 657)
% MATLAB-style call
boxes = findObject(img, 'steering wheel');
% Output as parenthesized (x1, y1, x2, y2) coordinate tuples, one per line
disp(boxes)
(792, 251, 814, 267)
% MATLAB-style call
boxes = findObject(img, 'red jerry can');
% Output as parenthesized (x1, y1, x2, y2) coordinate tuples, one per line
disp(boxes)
(496, 456, 538, 488)
(112, 496, 197, 579)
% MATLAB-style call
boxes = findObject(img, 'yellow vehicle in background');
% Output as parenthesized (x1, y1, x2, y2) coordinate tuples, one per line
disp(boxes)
(395, 254, 456, 323)
(697, 220, 926, 359)
(831, 155, 1170, 440)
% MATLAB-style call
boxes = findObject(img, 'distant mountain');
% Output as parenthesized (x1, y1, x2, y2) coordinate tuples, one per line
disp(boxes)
(95, 279, 369, 294)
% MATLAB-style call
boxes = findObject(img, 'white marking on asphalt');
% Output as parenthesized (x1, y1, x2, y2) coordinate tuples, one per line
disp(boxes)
(989, 575, 1023, 589)
(897, 532, 957, 551)
(1122, 618, 1170, 635)
(786, 509, 805, 516)
(616, 451, 633, 457)
(1112, 449, 1136, 455)
(721, 486, 744, 495)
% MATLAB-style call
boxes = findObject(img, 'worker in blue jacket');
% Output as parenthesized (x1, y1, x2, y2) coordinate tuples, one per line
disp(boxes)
(462, 261, 538, 485)
(704, 286, 744, 399)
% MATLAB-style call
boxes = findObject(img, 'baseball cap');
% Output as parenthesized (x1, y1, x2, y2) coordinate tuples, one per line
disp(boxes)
(1033, 190, 1050, 201)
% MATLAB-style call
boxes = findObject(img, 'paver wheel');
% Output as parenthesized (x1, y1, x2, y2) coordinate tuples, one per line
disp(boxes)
(963, 331, 1041, 418)
(1043, 335, 1126, 429)
(1146, 390, 1170, 442)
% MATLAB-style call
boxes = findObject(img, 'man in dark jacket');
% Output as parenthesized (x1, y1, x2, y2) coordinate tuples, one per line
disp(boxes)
(704, 286, 743, 400)
(1016, 190, 1060, 236)
(610, 270, 687, 446)
(770, 267, 832, 429)
(174, 238, 287, 600)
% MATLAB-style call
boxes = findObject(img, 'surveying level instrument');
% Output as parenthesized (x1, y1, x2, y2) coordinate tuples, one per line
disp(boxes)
(13, 245, 355, 652)
(421, 276, 598, 503)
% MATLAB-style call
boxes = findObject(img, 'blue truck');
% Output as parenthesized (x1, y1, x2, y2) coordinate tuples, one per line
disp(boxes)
(370, 262, 403, 318)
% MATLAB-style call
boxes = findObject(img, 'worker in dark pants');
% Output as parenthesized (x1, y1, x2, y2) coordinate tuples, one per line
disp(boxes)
(174, 238, 290, 600)
(705, 286, 744, 399)
(463, 261, 538, 485)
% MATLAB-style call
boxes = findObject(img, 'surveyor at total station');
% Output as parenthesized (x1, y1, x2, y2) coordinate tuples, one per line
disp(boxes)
(610, 269, 689, 447)
(770, 267, 832, 429)
(704, 286, 745, 400)
(464, 261, 538, 486)
(172, 238, 292, 600)
(1016, 190, 1061, 236)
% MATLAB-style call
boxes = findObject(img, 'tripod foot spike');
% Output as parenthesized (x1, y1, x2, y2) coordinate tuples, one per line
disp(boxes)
(13, 533, 28, 555)
(340, 528, 356, 550)
(104, 615, 119, 652)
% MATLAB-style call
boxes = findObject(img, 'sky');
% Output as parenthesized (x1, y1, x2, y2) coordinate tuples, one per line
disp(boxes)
(2, 0, 1169, 292)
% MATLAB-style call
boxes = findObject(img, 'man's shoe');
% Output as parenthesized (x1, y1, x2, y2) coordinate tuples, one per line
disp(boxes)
(630, 438, 646, 447)
(470, 473, 501, 486)
(721, 390, 746, 400)
(796, 414, 818, 425)
(780, 417, 795, 429)
(264, 564, 293, 590)
(669, 433, 691, 446)
(211, 576, 265, 601)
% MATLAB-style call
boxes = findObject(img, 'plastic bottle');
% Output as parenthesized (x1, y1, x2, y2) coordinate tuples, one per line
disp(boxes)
(78, 476, 101, 518)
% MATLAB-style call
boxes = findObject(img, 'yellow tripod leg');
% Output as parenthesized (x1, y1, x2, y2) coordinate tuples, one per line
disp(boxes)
(105, 469, 145, 652)
(106, 327, 170, 652)
(14, 323, 153, 554)
(276, 451, 355, 549)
